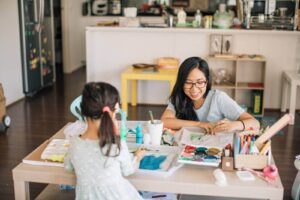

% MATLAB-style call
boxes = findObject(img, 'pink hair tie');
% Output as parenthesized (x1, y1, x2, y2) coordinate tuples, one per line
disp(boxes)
(102, 106, 110, 113)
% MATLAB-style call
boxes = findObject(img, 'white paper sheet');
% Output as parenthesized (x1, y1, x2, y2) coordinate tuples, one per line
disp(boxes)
(177, 127, 234, 148)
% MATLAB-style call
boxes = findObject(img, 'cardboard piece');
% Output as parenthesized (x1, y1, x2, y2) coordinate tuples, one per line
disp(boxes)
(255, 114, 292, 149)
(222, 156, 234, 171)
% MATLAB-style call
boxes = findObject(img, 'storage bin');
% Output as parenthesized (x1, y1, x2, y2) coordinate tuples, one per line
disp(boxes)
(234, 131, 271, 170)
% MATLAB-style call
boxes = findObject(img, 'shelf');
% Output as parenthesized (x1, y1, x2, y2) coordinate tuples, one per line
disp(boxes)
(208, 54, 266, 116)
(208, 54, 266, 62)
(208, 55, 237, 61)
(212, 83, 235, 89)
(237, 82, 264, 90)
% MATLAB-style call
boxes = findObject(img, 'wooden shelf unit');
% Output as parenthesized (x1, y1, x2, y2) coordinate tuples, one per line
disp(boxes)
(207, 55, 266, 116)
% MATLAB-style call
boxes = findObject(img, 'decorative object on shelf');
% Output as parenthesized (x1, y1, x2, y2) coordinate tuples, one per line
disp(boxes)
(124, 7, 137, 17)
(213, 68, 233, 85)
(192, 9, 202, 28)
(210, 34, 222, 55)
(108, 0, 121, 15)
(222, 35, 233, 54)
(177, 8, 187, 24)
(91, 0, 108, 16)
(210, 34, 233, 56)
(203, 15, 213, 28)
(213, 3, 234, 29)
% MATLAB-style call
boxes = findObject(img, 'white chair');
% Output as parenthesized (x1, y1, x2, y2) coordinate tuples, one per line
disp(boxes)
(70, 96, 84, 121)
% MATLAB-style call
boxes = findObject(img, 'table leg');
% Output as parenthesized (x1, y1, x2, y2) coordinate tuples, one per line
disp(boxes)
(121, 76, 128, 112)
(289, 82, 296, 125)
(14, 180, 30, 200)
(281, 75, 288, 113)
(131, 80, 137, 106)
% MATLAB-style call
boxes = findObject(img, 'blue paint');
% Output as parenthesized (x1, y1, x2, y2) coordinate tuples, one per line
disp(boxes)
(139, 155, 167, 170)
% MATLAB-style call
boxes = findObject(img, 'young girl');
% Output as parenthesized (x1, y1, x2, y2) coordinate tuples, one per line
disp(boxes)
(64, 82, 145, 200)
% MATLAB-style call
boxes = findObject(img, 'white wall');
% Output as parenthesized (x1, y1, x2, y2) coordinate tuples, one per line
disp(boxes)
(61, 0, 86, 73)
(61, 0, 165, 73)
(86, 27, 300, 109)
(0, 0, 24, 105)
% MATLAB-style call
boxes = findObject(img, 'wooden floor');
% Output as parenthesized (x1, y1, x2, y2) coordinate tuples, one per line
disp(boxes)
(1, 67, 299, 199)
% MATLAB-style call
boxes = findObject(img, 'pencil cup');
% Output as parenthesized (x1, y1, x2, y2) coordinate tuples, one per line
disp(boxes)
(147, 120, 163, 145)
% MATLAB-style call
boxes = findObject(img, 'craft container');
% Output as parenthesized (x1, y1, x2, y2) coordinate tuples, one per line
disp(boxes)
(234, 131, 270, 170)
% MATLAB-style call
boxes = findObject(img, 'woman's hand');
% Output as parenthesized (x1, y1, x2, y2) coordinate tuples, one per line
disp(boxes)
(197, 122, 216, 135)
(213, 119, 239, 133)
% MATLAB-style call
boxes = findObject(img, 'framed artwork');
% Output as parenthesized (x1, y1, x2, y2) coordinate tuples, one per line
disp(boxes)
(222, 35, 233, 54)
(210, 34, 222, 55)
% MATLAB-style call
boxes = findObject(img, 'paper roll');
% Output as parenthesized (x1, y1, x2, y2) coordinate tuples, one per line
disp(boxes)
(255, 114, 292, 149)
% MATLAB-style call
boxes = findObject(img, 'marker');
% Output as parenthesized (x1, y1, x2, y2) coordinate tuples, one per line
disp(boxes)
(247, 135, 251, 154)
(249, 140, 254, 154)
(235, 136, 240, 154)
(240, 134, 244, 153)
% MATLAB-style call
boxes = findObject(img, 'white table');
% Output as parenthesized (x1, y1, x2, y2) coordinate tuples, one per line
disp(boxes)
(12, 124, 284, 200)
(281, 70, 300, 125)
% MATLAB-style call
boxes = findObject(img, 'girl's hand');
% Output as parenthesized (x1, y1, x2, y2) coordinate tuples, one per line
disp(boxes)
(135, 148, 146, 161)
(197, 122, 216, 135)
(213, 119, 239, 133)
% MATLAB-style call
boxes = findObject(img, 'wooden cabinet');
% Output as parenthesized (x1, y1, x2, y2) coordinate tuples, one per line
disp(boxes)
(207, 55, 266, 116)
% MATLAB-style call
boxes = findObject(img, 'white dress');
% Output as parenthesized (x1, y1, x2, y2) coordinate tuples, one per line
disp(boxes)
(64, 136, 143, 200)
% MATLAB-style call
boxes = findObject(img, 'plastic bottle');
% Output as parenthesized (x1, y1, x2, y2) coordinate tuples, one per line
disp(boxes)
(194, 9, 202, 28)
(119, 110, 127, 141)
(135, 123, 143, 144)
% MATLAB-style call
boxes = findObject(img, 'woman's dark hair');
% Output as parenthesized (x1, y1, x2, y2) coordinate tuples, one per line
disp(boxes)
(81, 82, 120, 157)
(169, 57, 211, 120)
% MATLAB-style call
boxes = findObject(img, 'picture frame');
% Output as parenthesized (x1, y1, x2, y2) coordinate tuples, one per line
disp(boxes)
(222, 35, 233, 54)
(210, 34, 222, 56)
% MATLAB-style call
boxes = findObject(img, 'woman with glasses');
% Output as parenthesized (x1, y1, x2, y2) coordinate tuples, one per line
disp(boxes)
(161, 57, 259, 134)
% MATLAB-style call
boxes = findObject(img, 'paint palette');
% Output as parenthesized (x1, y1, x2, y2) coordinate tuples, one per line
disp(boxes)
(178, 144, 222, 167)
(128, 143, 183, 177)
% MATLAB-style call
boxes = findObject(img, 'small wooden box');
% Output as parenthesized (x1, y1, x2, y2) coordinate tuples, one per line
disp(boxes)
(234, 132, 270, 170)
(222, 156, 234, 171)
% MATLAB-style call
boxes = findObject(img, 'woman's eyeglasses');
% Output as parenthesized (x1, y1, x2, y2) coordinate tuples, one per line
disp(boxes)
(184, 80, 207, 89)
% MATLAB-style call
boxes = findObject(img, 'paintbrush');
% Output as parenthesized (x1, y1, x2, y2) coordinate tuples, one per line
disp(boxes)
(149, 110, 154, 124)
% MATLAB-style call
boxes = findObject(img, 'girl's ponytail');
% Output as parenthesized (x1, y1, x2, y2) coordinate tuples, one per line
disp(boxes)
(81, 82, 121, 157)
(99, 107, 120, 157)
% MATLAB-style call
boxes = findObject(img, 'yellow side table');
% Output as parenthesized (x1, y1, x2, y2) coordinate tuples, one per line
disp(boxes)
(121, 67, 178, 112)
